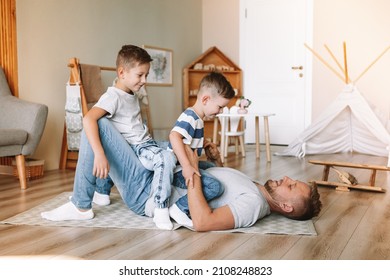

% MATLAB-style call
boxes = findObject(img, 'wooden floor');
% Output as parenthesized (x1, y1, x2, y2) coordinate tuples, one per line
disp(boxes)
(1, 145, 390, 260)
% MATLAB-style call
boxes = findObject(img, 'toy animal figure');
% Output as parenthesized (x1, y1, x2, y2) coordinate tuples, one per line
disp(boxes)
(331, 167, 358, 185)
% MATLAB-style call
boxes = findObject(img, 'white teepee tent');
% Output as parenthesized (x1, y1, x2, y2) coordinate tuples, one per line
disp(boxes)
(276, 43, 390, 165)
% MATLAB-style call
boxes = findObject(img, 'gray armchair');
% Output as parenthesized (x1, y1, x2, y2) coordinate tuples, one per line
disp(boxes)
(0, 67, 48, 189)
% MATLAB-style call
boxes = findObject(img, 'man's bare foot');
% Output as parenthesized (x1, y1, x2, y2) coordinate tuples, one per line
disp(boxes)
(204, 142, 223, 167)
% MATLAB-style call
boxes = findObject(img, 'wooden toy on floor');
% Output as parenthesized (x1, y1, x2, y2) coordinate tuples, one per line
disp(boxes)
(309, 160, 388, 192)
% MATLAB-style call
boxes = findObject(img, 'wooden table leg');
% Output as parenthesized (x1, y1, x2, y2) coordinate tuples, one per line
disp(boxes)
(255, 116, 260, 158)
(264, 116, 271, 162)
(219, 116, 226, 163)
(213, 118, 218, 144)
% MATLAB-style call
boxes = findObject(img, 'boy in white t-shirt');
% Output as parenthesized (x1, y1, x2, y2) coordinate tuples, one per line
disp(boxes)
(42, 45, 176, 230)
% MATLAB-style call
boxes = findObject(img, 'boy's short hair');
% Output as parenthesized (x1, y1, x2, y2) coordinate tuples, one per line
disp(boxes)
(116, 45, 153, 69)
(199, 71, 235, 99)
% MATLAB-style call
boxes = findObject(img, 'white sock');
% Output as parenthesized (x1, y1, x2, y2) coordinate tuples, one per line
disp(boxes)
(169, 204, 193, 228)
(41, 202, 94, 221)
(153, 208, 173, 230)
(92, 191, 111, 206)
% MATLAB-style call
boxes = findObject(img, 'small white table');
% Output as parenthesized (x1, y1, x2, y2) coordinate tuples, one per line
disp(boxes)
(213, 113, 275, 163)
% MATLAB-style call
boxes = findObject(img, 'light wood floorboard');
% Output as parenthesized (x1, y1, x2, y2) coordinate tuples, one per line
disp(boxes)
(1, 145, 390, 260)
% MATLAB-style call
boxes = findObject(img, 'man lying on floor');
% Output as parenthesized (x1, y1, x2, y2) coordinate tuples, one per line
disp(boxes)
(41, 118, 322, 231)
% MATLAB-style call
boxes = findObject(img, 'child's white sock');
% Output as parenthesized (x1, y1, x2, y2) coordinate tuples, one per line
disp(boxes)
(92, 191, 111, 206)
(153, 208, 173, 230)
(41, 202, 94, 221)
(169, 204, 193, 228)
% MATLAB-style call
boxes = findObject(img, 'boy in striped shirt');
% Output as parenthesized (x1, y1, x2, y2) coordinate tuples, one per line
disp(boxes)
(168, 72, 235, 227)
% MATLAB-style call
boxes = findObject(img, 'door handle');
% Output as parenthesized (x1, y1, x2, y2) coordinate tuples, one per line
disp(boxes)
(291, 66, 303, 70)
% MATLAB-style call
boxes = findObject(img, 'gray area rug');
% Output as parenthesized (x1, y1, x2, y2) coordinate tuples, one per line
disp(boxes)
(0, 192, 317, 235)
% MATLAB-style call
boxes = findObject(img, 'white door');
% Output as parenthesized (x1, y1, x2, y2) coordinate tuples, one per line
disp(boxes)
(240, 0, 313, 145)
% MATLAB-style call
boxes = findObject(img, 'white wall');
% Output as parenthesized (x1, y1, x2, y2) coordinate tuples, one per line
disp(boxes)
(16, 0, 390, 169)
(16, 0, 202, 170)
(312, 0, 390, 120)
(204, 0, 390, 125)
(202, 0, 240, 64)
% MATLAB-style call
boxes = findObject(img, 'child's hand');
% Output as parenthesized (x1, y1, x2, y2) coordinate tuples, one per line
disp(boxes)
(93, 153, 110, 179)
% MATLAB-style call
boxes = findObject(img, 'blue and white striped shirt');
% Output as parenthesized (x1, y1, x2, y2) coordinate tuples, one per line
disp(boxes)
(169, 108, 204, 156)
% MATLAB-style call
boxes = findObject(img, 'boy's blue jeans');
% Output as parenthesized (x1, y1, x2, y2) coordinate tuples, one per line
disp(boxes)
(172, 160, 224, 217)
(96, 140, 176, 209)
(94, 161, 223, 217)
(80, 128, 176, 208)
(72, 118, 222, 217)
(96, 160, 223, 217)
(71, 118, 153, 215)
(131, 140, 176, 208)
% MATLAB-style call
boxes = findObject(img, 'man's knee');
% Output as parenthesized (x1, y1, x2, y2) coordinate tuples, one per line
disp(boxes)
(202, 176, 224, 198)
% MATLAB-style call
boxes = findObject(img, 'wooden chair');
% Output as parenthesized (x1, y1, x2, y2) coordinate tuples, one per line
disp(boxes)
(217, 106, 246, 158)
(59, 58, 153, 169)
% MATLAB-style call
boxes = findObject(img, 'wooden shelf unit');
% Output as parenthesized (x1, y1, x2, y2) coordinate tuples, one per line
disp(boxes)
(182, 47, 242, 141)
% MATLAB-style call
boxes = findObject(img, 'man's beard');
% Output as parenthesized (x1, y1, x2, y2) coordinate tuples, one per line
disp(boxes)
(264, 179, 276, 195)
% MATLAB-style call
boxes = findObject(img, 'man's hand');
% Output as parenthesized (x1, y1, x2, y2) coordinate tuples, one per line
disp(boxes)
(182, 164, 200, 188)
(184, 144, 235, 231)
(182, 146, 201, 187)
(184, 145, 199, 168)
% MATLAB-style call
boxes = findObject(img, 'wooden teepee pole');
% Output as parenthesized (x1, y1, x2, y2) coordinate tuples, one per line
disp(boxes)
(324, 44, 352, 83)
(304, 43, 345, 82)
(354, 45, 390, 83)
(343, 42, 349, 84)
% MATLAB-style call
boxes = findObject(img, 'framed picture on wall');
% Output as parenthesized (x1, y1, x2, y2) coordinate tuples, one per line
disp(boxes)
(142, 45, 173, 86)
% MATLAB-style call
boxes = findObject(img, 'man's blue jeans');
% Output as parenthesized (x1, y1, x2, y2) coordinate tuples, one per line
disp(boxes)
(173, 162, 224, 217)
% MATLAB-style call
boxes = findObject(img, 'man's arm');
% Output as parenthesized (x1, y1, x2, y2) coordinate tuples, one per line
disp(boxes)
(185, 146, 235, 231)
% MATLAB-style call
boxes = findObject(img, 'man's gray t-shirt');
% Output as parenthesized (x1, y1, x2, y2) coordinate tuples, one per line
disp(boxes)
(168, 167, 270, 228)
(206, 167, 270, 228)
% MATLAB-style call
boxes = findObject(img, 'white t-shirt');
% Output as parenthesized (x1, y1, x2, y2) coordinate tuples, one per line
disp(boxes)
(94, 87, 152, 145)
